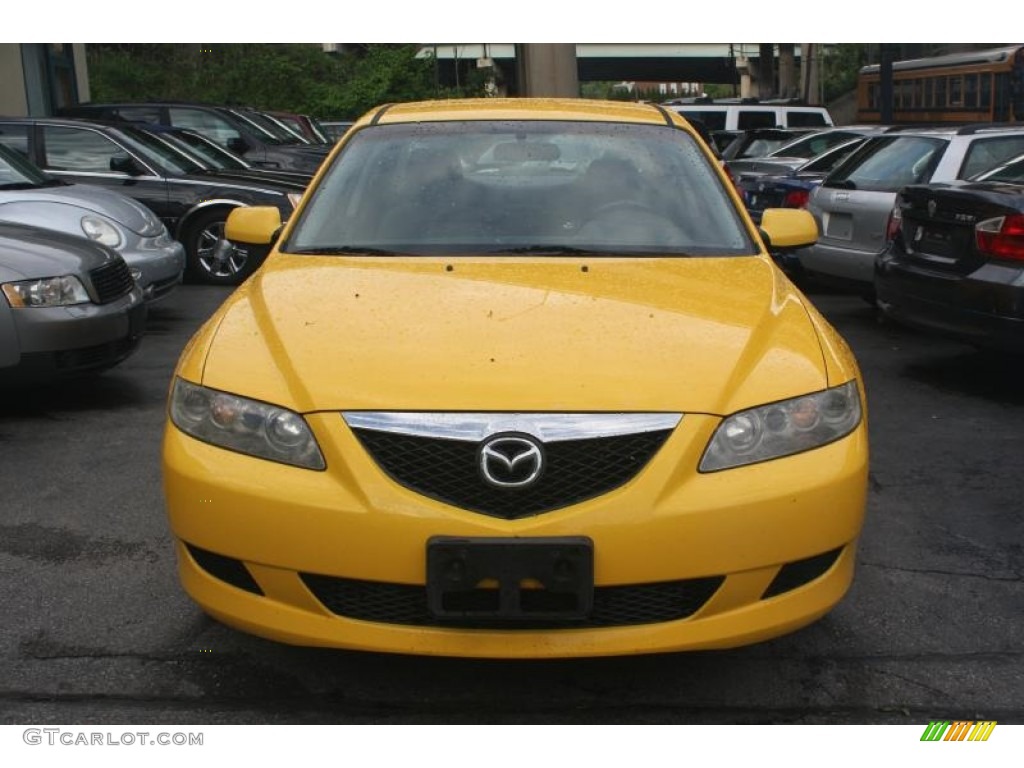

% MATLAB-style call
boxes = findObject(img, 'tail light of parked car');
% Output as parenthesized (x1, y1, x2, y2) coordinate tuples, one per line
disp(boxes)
(975, 214, 1024, 261)
(782, 189, 810, 209)
(885, 205, 903, 243)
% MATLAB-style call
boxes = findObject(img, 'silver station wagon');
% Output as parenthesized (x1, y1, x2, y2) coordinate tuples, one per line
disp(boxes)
(801, 125, 1024, 297)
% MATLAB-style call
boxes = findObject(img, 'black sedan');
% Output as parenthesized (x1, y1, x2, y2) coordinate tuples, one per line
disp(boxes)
(0, 117, 308, 285)
(59, 102, 329, 174)
(140, 124, 314, 187)
(876, 153, 1024, 352)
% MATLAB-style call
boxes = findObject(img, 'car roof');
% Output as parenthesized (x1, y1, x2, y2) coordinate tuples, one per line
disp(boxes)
(879, 124, 1024, 137)
(0, 115, 131, 131)
(368, 99, 675, 127)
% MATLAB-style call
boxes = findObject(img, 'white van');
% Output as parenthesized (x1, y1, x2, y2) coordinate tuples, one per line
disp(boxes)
(666, 101, 834, 131)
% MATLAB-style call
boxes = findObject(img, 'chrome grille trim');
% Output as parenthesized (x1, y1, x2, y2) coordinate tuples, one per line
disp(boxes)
(342, 412, 682, 442)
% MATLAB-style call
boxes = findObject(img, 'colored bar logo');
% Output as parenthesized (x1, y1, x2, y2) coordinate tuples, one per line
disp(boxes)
(920, 721, 997, 741)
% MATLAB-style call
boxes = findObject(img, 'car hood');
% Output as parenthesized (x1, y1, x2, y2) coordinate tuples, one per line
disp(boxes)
(198, 255, 829, 415)
(0, 183, 163, 236)
(0, 221, 118, 281)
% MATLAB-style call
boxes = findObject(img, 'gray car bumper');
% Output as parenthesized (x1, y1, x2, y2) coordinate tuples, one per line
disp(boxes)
(799, 240, 883, 288)
(120, 235, 186, 302)
(0, 286, 146, 382)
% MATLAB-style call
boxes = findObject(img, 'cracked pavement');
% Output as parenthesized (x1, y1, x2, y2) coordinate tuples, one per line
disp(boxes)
(0, 283, 1021, 724)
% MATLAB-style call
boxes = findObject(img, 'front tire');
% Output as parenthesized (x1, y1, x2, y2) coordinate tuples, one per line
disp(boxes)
(184, 209, 261, 286)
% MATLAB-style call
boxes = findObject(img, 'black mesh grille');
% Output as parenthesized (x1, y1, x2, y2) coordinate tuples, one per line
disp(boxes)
(351, 429, 672, 519)
(88, 258, 134, 304)
(53, 336, 139, 371)
(186, 543, 263, 595)
(301, 573, 724, 628)
(761, 547, 843, 599)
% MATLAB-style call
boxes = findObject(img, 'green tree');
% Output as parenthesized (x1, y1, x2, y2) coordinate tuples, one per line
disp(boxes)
(85, 44, 473, 120)
(819, 44, 868, 103)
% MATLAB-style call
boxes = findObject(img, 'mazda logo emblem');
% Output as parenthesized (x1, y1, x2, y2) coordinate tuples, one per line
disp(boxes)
(478, 434, 544, 488)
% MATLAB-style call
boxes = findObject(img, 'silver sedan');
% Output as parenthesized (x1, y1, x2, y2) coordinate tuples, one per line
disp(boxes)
(0, 144, 184, 302)
(0, 222, 146, 384)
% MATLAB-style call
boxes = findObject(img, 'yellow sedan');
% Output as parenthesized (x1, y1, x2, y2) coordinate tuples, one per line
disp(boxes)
(162, 98, 868, 658)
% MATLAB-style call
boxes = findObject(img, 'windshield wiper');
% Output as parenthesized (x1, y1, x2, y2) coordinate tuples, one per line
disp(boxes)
(485, 245, 596, 255)
(485, 245, 692, 257)
(287, 246, 411, 256)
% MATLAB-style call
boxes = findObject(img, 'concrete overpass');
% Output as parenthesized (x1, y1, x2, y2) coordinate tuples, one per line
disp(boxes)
(422, 43, 812, 98)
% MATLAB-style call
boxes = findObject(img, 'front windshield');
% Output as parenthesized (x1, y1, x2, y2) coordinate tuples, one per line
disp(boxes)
(0, 143, 53, 187)
(224, 109, 287, 145)
(116, 125, 206, 175)
(285, 120, 756, 257)
(169, 131, 250, 170)
(307, 117, 331, 144)
(771, 130, 862, 160)
(231, 110, 303, 144)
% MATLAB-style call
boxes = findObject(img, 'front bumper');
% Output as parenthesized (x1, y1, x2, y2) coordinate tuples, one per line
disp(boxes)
(1, 287, 146, 381)
(163, 410, 868, 657)
(876, 254, 1024, 352)
(120, 234, 186, 302)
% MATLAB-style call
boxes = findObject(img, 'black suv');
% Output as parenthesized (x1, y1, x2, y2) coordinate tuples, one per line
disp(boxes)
(59, 102, 330, 174)
(0, 116, 308, 284)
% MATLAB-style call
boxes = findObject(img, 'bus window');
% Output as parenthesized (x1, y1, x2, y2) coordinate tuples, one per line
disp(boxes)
(950, 77, 963, 107)
(964, 74, 978, 108)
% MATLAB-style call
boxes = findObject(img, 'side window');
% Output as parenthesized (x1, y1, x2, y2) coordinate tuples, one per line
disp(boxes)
(115, 106, 163, 123)
(737, 111, 776, 130)
(168, 108, 242, 147)
(787, 111, 829, 127)
(680, 110, 726, 131)
(0, 124, 30, 158)
(41, 126, 128, 173)
(960, 136, 1024, 179)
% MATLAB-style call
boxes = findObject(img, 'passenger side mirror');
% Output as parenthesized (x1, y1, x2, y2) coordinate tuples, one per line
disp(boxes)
(110, 154, 143, 176)
(225, 206, 282, 246)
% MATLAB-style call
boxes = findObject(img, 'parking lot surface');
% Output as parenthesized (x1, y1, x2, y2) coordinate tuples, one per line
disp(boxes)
(1, 283, 1021, 724)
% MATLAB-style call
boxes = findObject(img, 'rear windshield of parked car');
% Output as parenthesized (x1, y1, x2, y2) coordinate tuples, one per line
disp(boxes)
(284, 120, 757, 258)
(825, 136, 946, 192)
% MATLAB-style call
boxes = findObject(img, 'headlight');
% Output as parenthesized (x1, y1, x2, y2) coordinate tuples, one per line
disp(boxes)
(287, 193, 303, 210)
(1, 275, 90, 308)
(81, 215, 123, 249)
(700, 381, 862, 472)
(169, 378, 325, 470)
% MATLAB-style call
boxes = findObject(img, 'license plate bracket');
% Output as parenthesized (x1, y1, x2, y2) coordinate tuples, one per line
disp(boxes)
(427, 536, 594, 622)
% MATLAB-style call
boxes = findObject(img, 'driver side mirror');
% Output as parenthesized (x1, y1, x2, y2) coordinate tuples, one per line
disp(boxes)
(227, 137, 249, 154)
(759, 208, 818, 252)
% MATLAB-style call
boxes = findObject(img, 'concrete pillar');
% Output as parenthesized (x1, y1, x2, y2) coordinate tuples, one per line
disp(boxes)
(758, 44, 775, 99)
(514, 44, 579, 97)
(800, 44, 819, 105)
(735, 57, 754, 99)
(778, 44, 796, 99)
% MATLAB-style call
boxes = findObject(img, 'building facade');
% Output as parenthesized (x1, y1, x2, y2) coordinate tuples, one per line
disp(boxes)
(0, 44, 89, 117)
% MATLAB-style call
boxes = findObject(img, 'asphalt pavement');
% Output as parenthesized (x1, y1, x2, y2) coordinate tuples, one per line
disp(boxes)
(0, 282, 1021, 724)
